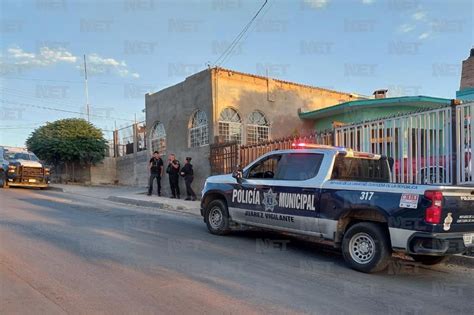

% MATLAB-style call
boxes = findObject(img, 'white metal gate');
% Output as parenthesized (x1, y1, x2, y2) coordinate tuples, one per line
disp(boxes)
(456, 102, 474, 185)
(335, 107, 453, 185)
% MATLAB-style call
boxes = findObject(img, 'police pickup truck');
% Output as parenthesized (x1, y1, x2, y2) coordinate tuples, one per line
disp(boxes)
(200, 144, 474, 273)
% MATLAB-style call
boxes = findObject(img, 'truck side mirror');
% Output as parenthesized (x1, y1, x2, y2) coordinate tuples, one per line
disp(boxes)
(232, 169, 243, 184)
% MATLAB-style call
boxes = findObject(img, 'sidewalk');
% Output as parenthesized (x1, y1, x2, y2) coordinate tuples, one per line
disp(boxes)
(49, 184, 201, 217)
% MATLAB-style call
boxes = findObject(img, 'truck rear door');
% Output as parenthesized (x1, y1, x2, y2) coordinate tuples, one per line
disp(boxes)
(439, 188, 474, 234)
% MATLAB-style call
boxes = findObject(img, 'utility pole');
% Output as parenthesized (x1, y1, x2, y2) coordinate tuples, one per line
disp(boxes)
(84, 54, 90, 122)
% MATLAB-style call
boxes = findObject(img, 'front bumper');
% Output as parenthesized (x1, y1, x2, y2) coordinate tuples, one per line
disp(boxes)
(8, 182, 49, 188)
(7, 176, 50, 188)
(408, 232, 474, 255)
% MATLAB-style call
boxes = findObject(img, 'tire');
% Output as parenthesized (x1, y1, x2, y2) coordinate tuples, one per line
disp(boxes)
(410, 255, 446, 265)
(342, 222, 392, 273)
(204, 199, 231, 235)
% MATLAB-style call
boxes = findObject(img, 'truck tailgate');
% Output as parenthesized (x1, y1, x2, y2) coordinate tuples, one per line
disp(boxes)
(441, 187, 474, 233)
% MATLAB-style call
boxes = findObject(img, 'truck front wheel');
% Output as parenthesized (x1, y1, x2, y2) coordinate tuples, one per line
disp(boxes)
(342, 222, 392, 273)
(204, 199, 231, 235)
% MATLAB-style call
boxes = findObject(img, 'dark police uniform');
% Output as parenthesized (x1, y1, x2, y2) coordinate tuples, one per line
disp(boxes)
(148, 157, 163, 195)
(180, 160, 197, 200)
(167, 159, 180, 198)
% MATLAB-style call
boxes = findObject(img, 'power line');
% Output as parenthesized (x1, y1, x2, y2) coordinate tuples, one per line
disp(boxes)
(0, 98, 135, 122)
(1, 76, 129, 86)
(213, 0, 268, 67)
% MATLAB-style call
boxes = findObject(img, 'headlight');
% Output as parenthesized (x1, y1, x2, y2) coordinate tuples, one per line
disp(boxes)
(44, 168, 50, 175)
(8, 165, 16, 173)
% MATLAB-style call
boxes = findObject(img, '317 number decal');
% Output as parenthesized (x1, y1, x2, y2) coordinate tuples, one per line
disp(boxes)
(360, 191, 374, 201)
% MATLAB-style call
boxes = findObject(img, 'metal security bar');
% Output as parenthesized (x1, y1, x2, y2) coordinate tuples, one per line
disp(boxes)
(239, 131, 333, 168)
(456, 102, 474, 185)
(335, 107, 453, 185)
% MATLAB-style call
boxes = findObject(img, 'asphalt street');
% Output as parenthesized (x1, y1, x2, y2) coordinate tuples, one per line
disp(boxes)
(1, 188, 473, 315)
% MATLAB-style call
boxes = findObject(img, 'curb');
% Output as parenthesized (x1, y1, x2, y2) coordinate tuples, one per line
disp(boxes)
(107, 196, 200, 216)
(445, 254, 474, 269)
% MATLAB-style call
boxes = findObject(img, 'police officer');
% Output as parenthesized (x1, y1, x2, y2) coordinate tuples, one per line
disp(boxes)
(147, 151, 164, 196)
(166, 153, 180, 199)
(180, 157, 197, 201)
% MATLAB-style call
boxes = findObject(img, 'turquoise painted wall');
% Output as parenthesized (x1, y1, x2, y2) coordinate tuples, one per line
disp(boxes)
(456, 88, 474, 102)
(314, 105, 435, 132)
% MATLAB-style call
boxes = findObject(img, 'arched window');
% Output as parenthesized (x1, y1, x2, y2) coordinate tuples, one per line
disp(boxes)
(218, 108, 242, 144)
(150, 122, 166, 154)
(189, 110, 209, 147)
(247, 111, 270, 145)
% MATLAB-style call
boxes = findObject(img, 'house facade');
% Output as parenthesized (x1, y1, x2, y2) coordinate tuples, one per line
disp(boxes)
(145, 67, 361, 193)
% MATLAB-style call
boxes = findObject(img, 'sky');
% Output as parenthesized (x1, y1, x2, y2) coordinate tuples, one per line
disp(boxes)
(0, 0, 473, 147)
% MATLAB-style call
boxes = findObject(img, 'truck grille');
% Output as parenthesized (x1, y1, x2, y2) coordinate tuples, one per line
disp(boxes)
(21, 167, 44, 177)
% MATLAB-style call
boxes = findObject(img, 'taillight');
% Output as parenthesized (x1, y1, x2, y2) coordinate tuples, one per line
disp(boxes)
(424, 190, 443, 224)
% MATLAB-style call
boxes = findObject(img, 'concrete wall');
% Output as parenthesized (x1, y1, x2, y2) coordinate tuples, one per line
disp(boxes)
(116, 150, 149, 187)
(212, 68, 359, 139)
(90, 157, 117, 185)
(145, 70, 213, 195)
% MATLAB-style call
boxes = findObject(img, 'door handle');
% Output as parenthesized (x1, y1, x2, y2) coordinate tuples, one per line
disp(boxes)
(302, 188, 315, 193)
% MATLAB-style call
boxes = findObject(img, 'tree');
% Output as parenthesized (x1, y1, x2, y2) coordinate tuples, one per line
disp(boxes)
(26, 118, 107, 167)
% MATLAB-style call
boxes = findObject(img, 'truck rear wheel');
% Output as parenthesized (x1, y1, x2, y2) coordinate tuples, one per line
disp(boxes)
(342, 222, 392, 273)
(204, 199, 231, 235)
(410, 255, 446, 265)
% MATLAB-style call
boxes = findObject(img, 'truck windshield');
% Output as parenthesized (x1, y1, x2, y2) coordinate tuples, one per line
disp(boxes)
(5, 152, 39, 161)
(331, 155, 390, 183)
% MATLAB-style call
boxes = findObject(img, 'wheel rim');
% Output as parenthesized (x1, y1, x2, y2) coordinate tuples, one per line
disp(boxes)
(208, 207, 223, 229)
(349, 232, 376, 264)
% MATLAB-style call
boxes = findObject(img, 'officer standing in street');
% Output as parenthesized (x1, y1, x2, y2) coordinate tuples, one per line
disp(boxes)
(166, 153, 180, 199)
(180, 157, 197, 201)
(147, 151, 164, 196)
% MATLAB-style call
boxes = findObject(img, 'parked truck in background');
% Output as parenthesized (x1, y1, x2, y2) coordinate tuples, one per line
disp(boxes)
(0, 146, 50, 189)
